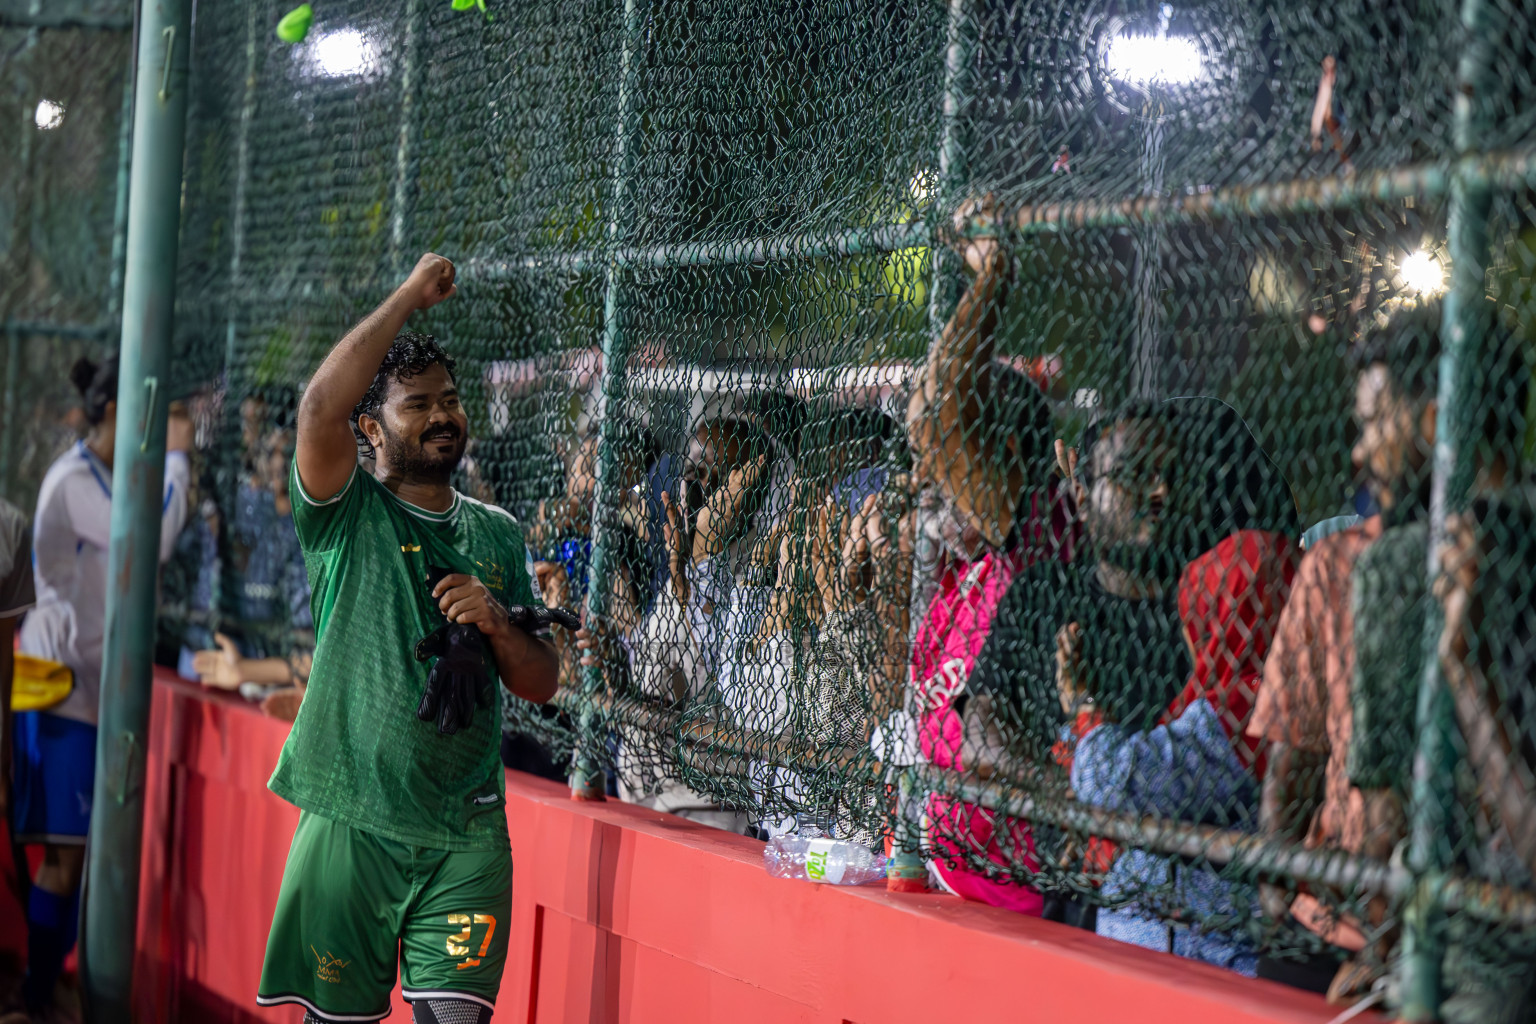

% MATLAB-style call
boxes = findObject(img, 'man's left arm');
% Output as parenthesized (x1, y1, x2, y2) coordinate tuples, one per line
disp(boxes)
(433, 573, 560, 704)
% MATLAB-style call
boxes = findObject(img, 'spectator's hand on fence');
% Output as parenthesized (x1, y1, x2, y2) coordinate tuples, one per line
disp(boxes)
(840, 493, 880, 605)
(950, 194, 999, 276)
(1435, 512, 1478, 693)
(1054, 438, 1079, 480)
(167, 402, 195, 453)
(405, 252, 457, 310)
(574, 605, 622, 670)
(535, 560, 571, 612)
(575, 623, 601, 668)
(811, 502, 843, 617)
(1055, 622, 1087, 716)
(193, 632, 248, 690)
(661, 491, 691, 606)
(693, 454, 770, 563)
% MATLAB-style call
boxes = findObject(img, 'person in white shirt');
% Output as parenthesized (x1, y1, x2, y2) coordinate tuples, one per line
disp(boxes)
(7, 355, 191, 1021)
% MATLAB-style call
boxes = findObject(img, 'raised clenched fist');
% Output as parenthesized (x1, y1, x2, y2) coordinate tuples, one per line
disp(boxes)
(405, 252, 457, 311)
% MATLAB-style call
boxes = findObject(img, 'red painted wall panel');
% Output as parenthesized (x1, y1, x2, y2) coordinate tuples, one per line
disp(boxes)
(126, 674, 1374, 1024)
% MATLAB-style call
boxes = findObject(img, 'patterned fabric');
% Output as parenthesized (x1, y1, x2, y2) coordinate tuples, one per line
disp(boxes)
(233, 482, 311, 654)
(1248, 516, 1384, 856)
(272, 463, 538, 851)
(1067, 530, 1299, 975)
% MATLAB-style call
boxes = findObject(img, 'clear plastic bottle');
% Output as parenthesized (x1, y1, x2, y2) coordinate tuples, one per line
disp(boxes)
(763, 835, 888, 886)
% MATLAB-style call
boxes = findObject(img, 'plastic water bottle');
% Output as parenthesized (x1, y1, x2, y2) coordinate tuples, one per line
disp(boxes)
(763, 835, 888, 886)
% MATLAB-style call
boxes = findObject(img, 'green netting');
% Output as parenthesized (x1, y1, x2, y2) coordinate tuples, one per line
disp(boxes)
(0, 12, 129, 505)
(8, 0, 1536, 1016)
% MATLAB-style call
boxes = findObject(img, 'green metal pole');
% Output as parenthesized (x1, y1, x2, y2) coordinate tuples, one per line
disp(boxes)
(80, 0, 192, 1017)
(571, 0, 644, 801)
(889, 0, 975, 891)
(1400, 0, 1496, 1018)
(390, 0, 425, 277)
(107, 44, 135, 328)
(223, 0, 259, 378)
(924, 0, 973, 340)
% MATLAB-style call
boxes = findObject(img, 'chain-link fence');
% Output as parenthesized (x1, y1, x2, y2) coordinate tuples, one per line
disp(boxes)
(6, 0, 1536, 1017)
(0, 3, 130, 508)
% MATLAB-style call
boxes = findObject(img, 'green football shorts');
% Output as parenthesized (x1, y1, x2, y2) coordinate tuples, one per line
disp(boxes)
(257, 811, 512, 1021)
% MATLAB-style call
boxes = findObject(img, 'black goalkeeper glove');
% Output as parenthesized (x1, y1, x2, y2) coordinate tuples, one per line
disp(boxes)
(414, 621, 491, 735)
(415, 565, 493, 736)
(506, 604, 581, 635)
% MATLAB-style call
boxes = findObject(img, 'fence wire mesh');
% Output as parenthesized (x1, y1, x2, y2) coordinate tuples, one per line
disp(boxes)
(6, 0, 1536, 1017)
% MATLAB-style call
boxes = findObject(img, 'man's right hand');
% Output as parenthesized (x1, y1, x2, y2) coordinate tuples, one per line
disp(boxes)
(405, 252, 457, 310)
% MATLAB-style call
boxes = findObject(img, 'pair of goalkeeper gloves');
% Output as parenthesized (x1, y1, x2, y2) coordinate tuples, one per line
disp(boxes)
(414, 565, 580, 735)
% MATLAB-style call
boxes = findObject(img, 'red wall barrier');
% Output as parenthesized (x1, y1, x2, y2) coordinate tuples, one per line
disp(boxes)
(125, 673, 1371, 1023)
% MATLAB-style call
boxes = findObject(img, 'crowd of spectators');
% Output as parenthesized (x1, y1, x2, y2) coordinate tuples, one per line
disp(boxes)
(5, 203, 1536, 1021)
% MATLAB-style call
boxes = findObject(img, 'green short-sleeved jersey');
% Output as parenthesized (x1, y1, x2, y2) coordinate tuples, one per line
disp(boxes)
(269, 462, 540, 851)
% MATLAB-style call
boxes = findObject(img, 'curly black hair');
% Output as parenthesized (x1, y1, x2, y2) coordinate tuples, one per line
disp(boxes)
(352, 331, 457, 455)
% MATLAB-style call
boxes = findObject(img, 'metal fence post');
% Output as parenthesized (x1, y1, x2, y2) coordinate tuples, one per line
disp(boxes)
(390, 0, 425, 277)
(223, 0, 259, 378)
(108, 52, 135, 328)
(571, 0, 644, 801)
(889, 0, 975, 890)
(1400, 0, 1496, 1018)
(79, 0, 193, 1017)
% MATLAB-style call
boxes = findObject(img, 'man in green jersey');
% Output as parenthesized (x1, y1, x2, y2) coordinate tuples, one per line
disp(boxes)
(257, 252, 560, 1023)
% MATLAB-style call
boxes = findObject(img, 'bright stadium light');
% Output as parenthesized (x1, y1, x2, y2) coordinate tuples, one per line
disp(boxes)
(311, 28, 374, 77)
(1399, 250, 1446, 296)
(34, 99, 65, 130)
(1106, 32, 1204, 87)
(908, 168, 938, 205)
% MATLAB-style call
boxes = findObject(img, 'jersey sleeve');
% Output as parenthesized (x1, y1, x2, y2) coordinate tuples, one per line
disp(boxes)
(0, 499, 35, 617)
(289, 458, 363, 552)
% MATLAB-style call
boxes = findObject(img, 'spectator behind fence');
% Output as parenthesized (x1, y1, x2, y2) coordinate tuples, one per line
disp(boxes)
(639, 398, 799, 611)
(528, 434, 599, 597)
(1247, 297, 1474, 996)
(572, 525, 763, 828)
(1334, 306, 1529, 1013)
(1050, 399, 1301, 974)
(886, 197, 1077, 913)
(705, 405, 904, 841)
(10, 357, 192, 1018)
(582, 416, 770, 831)
(971, 396, 1299, 944)
(192, 425, 314, 720)
(1433, 491, 1536, 1024)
